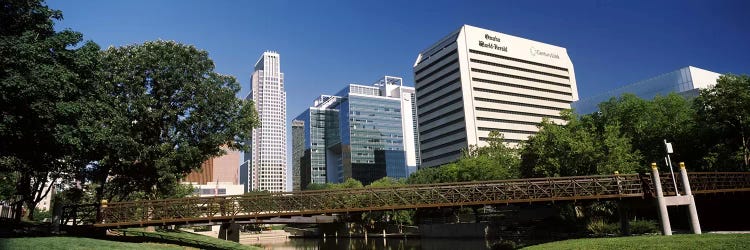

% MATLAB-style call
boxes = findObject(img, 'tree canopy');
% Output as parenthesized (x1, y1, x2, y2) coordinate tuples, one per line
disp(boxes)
(694, 74, 750, 170)
(95, 40, 259, 201)
(0, 0, 104, 220)
(1, 1, 260, 220)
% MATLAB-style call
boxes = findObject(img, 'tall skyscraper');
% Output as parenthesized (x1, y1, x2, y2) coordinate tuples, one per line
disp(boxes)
(293, 76, 419, 188)
(573, 66, 721, 114)
(241, 51, 287, 192)
(414, 24, 579, 168)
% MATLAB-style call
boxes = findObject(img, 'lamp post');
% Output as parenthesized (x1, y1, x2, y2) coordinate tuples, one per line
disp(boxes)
(664, 139, 680, 195)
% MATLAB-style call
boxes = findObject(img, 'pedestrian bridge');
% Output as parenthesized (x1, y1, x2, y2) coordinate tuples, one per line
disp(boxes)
(63, 171, 750, 228)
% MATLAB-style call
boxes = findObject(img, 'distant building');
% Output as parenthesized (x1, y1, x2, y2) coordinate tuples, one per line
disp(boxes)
(184, 147, 241, 185)
(189, 182, 245, 197)
(291, 120, 305, 191)
(413, 24, 579, 168)
(242, 51, 287, 193)
(573, 66, 721, 114)
(184, 147, 243, 196)
(293, 76, 419, 187)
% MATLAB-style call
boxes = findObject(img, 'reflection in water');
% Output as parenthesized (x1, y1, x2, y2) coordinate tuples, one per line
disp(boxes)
(254, 238, 491, 250)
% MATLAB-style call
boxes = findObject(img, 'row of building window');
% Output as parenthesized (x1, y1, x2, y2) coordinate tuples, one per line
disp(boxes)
(476, 116, 540, 126)
(471, 68, 571, 89)
(421, 149, 462, 163)
(420, 127, 465, 144)
(415, 49, 458, 76)
(417, 81, 461, 109)
(477, 127, 538, 135)
(420, 117, 464, 136)
(472, 77, 571, 96)
(416, 68, 461, 93)
(478, 137, 525, 143)
(421, 137, 466, 154)
(420, 105, 463, 127)
(468, 49, 568, 72)
(474, 97, 566, 112)
(469, 58, 570, 80)
(475, 107, 562, 119)
(472, 87, 571, 104)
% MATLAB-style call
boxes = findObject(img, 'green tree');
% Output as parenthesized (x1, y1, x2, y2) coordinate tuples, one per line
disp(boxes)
(520, 110, 641, 177)
(94, 40, 259, 201)
(694, 74, 750, 170)
(408, 131, 519, 184)
(363, 177, 414, 229)
(0, 0, 104, 220)
(592, 93, 698, 168)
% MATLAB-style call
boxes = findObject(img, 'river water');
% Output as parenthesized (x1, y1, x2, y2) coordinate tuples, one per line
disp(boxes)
(252, 238, 493, 250)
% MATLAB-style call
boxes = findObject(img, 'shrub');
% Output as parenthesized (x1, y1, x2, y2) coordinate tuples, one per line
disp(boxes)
(629, 220, 658, 235)
(587, 219, 619, 236)
(33, 208, 52, 222)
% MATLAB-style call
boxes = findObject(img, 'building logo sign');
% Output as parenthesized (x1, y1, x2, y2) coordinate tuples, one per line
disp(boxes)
(529, 46, 560, 59)
(478, 34, 507, 52)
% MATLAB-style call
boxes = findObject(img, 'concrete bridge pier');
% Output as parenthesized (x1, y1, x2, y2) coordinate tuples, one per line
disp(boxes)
(652, 162, 702, 235)
(218, 221, 240, 242)
(680, 163, 702, 234)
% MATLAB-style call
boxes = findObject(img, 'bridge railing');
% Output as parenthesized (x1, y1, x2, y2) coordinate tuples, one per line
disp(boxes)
(97, 174, 644, 227)
(643, 172, 750, 196)
(61, 203, 99, 226)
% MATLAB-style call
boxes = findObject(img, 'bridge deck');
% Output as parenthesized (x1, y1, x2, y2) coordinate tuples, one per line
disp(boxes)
(61, 172, 750, 228)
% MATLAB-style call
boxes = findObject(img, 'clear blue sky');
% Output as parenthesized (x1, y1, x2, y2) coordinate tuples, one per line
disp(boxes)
(47, 0, 749, 187)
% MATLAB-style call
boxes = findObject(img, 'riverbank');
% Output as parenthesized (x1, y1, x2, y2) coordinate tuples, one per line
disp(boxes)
(0, 221, 259, 250)
(522, 233, 750, 250)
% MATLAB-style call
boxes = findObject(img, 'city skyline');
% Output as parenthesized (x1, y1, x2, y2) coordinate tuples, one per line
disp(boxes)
(45, 0, 750, 190)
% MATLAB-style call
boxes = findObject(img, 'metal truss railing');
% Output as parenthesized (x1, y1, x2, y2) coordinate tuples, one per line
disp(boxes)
(95, 174, 643, 227)
(60, 172, 750, 228)
(61, 203, 99, 226)
(643, 172, 750, 196)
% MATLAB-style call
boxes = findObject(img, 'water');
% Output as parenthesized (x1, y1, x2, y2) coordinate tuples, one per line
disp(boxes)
(252, 237, 493, 250)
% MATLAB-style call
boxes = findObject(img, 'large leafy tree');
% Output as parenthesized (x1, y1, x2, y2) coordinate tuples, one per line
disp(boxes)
(694, 74, 750, 170)
(408, 131, 519, 184)
(95, 40, 258, 201)
(592, 93, 699, 168)
(0, 0, 103, 220)
(520, 110, 641, 177)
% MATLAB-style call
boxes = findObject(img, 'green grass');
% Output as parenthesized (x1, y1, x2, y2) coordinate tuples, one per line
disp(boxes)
(0, 236, 186, 250)
(523, 233, 750, 250)
(0, 228, 261, 250)
(118, 228, 260, 250)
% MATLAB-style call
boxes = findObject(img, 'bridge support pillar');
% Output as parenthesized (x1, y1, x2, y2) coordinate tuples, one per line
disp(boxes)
(652, 162, 702, 235)
(218, 222, 240, 242)
(618, 200, 630, 236)
(652, 163, 672, 235)
(680, 163, 701, 234)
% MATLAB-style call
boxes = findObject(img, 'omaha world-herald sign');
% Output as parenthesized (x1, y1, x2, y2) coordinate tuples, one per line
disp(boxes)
(478, 34, 508, 52)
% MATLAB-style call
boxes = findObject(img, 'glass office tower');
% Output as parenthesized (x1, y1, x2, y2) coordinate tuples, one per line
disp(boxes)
(573, 66, 721, 114)
(293, 76, 418, 188)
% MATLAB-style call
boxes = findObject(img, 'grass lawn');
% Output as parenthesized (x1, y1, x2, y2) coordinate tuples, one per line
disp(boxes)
(0, 236, 185, 250)
(0, 228, 261, 250)
(118, 228, 259, 250)
(523, 233, 750, 250)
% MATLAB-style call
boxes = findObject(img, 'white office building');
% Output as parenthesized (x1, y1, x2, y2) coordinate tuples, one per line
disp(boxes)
(573, 66, 721, 114)
(241, 51, 287, 192)
(414, 24, 579, 168)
